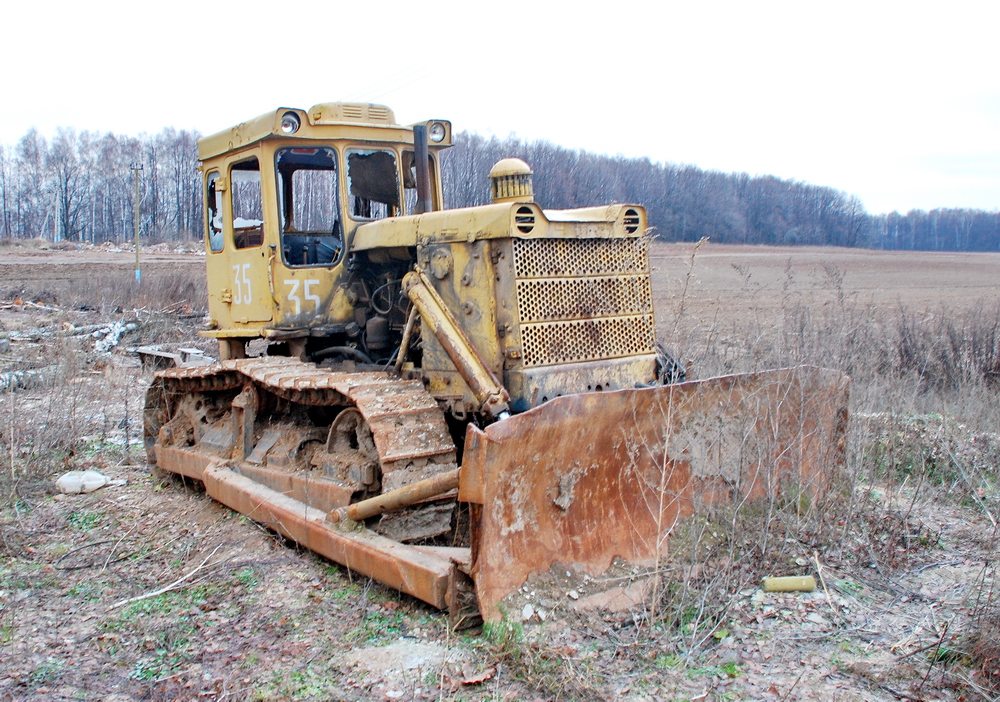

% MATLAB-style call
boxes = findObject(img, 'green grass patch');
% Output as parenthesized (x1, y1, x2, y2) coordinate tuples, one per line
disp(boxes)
(65, 510, 102, 531)
(345, 607, 407, 645)
(252, 665, 345, 701)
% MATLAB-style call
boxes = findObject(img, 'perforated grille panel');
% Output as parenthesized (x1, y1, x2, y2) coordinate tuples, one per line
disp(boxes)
(513, 237, 649, 278)
(516, 275, 652, 323)
(520, 317, 656, 367)
(512, 237, 656, 367)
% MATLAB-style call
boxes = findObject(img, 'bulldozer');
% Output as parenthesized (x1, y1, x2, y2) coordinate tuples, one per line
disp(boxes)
(144, 102, 849, 626)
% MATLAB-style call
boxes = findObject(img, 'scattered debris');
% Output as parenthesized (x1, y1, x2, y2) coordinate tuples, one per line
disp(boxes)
(93, 322, 139, 353)
(6, 320, 140, 345)
(132, 345, 214, 369)
(0, 367, 50, 393)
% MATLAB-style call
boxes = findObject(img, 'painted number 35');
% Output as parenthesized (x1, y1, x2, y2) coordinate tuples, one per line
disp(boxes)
(232, 264, 252, 305)
(284, 279, 321, 315)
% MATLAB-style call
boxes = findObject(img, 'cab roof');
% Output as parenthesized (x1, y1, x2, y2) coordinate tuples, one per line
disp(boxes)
(197, 102, 451, 161)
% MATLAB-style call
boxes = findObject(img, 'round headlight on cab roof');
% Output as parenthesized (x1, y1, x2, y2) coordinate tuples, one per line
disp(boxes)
(428, 122, 446, 143)
(280, 112, 301, 134)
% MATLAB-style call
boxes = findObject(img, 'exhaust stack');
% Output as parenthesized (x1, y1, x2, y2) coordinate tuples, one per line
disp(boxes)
(413, 124, 432, 214)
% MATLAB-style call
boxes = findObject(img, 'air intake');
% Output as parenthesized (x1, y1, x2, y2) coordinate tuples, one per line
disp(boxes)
(623, 208, 641, 234)
(489, 158, 534, 203)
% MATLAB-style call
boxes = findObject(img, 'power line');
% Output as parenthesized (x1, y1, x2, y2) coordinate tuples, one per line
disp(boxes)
(340, 69, 428, 103)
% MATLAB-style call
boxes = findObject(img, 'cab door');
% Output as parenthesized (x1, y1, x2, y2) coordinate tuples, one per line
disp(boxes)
(210, 155, 273, 327)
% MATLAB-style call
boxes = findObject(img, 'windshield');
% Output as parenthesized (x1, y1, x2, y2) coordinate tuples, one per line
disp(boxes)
(275, 146, 342, 266)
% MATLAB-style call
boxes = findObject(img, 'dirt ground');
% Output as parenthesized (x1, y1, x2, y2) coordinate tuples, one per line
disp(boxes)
(0, 243, 999, 701)
(4, 241, 998, 320)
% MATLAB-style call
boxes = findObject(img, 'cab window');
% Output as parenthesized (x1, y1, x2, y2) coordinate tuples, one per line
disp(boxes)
(276, 147, 341, 266)
(347, 149, 399, 221)
(206, 171, 224, 252)
(231, 158, 264, 249)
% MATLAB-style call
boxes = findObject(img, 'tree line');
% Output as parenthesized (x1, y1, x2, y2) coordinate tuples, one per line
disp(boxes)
(0, 128, 200, 244)
(1, 126, 997, 251)
(441, 133, 1000, 251)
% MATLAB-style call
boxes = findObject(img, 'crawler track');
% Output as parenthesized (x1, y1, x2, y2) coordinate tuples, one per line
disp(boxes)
(146, 357, 457, 478)
(142, 357, 475, 617)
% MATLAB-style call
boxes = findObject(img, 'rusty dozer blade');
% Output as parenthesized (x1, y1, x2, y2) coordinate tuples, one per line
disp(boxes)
(460, 365, 849, 621)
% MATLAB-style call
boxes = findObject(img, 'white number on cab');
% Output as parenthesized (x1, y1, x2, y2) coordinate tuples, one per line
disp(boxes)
(232, 264, 252, 305)
(284, 279, 321, 316)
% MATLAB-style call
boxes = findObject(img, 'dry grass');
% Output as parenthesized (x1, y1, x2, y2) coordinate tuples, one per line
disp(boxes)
(69, 269, 206, 314)
(30, 266, 206, 316)
(646, 254, 1000, 697)
(0, 266, 208, 500)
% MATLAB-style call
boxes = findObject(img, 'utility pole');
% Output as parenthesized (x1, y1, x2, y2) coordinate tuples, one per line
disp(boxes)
(131, 163, 143, 285)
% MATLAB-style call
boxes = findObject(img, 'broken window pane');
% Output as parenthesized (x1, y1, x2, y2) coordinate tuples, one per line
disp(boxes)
(403, 151, 438, 215)
(206, 171, 224, 252)
(347, 150, 399, 221)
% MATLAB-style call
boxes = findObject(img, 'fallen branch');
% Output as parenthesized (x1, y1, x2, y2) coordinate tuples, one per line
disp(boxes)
(0, 367, 53, 393)
(55, 539, 132, 571)
(8, 321, 141, 344)
(101, 525, 137, 573)
(0, 300, 61, 312)
(108, 543, 226, 610)
(813, 550, 841, 625)
(22, 300, 60, 312)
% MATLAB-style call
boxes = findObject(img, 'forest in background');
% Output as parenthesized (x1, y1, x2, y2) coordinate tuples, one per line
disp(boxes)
(1, 126, 998, 251)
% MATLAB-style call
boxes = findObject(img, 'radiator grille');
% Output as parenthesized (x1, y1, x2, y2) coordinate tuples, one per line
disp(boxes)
(512, 237, 649, 278)
(520, 317, 656, 367)
(516, 275, 652, 323)
(512, 237, 656, 367)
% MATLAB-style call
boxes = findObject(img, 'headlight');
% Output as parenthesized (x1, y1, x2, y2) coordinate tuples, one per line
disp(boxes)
(280, 112, 301, 134)
(428, 122, 446, 143)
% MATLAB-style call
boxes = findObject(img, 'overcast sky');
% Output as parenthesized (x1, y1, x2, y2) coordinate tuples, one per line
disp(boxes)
(2, 0, 997, 215)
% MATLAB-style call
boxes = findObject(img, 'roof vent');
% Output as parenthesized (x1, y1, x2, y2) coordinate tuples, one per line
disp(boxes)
(307, 103, 397, 125)
(489, 158, 534, 203)
(367, 105, 391, 121)
(342, 104, 364, 119)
